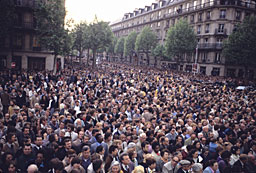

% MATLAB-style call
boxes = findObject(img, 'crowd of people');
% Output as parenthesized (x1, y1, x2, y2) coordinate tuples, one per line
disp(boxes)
(0, 62, 255, 173)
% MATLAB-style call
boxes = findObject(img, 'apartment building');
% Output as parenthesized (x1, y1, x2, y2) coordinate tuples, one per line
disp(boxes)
(0, 0, 65, 72)
(110, 0, 256, 78)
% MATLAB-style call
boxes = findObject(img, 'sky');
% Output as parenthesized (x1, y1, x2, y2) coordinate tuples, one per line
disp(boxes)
(65, 0, 155, 24)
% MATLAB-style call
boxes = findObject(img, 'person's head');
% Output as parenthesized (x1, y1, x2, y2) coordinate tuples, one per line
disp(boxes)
(141, 141, 150, 153)
(96, 145, 104, 155)
(151, 141, 160, 153)
(23, 144, 32, 155)
(7, 162, 16, 173)
(231, 146, 240, 156)
(110, 161, 121, 173)
(139, 133, 146, 143)
(7, 133, 16, 143)
(27, 164, 38, 173)
(172, 156, 179, 167)
(120, 153, 131, 165)
(208, 160, 218, 171)
(95, 134, 103, 143)
(179, 160, 191, 171)
(191, 163, 203, 173)
(109, 145, 118, 156)
(64, 138, 72, 150)
(146, 157, 156, 170)
(239, 154, 248, 164)
(160, 149, 169, 160)
(82, 145, 91, 159)
(35, 151, 44, 164)
(221, 150, 231, 161)
(35, 135, 43, 146)
(189, 149, 199, 159)
(92, 159, 103, 173)
(71, 157, 81, 169)
(50, 158, 64, 173)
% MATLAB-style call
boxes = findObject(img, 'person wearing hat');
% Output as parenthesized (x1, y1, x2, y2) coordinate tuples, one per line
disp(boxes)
(177, 160, 191, 173)
(191, 163, 203, 173)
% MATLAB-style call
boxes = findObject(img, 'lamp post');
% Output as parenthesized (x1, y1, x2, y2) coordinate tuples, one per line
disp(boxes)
(193, 44, 199, 75)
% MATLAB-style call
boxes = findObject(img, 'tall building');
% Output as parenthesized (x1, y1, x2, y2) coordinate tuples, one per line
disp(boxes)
(0, 0, 65, 72)
(110, 0, 256, 78)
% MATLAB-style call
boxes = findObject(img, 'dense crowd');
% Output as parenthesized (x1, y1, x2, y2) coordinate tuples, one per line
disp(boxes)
(0, 62, 255, 173)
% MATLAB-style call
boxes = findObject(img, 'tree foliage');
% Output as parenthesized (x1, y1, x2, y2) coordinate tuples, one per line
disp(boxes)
(124, 31, 137, 57)
(72, 22, 90, 62)
(106, 36, 117, 56)
(114, 37, 125, 58)
(152, 44, 165, 59)
(135, 26, 158, 65)
(165, 19, 197, 61)
(35, 0, 69, 73)
(88, 17, 113, 68)
(223, 16, 256, 70)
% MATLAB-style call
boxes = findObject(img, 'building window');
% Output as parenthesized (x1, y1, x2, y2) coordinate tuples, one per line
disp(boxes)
(215, 53, 221, 63)
(236, 11, 241, 20)
(245, 12, 251, 17)
(157, 22, 161, 27)
(151, 24, 153, 28)
(218, 24, 225, 33)
(205, 38, 208, 43)
(206, 11, 211, 20)
(220, 10, 226, 19)
(197, 25, 201, 34)
(212, 67, 220, 76)
(198, 13, 202, 22)
(168, 8, 172, 14)
(202, 53, 207, 62)
(205, 24, 210, 33)
(194, 1, 197, 10)
(190, 15, 194, 23)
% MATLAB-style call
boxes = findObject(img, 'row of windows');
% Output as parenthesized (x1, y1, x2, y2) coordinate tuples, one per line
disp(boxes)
(118, 9, 246, 30)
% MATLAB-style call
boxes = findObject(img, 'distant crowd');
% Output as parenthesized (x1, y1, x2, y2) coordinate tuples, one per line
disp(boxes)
(0, 62, 255, 173)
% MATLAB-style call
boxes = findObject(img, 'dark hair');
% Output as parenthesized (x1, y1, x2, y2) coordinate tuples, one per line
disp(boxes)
(109, 145, 118, 154)
(104, 132, 112, 140)
(221, 150, 231, 159)
(96, 145, 104, 153)
(92, 159, 103, 172)
(146, 157, 156, 167)
(141, 141, 150, 149)
(82, 145, 90, 152)
(120, 153, 129, 162)
(71, 157, 81, 166)
(160, 149, 169, 157)
(208, 160, 217, 167)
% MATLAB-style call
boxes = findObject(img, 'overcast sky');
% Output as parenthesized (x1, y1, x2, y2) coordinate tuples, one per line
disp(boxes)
(65, 0, 154, 24)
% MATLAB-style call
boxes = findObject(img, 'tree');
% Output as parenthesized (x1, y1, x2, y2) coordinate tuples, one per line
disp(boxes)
(114, 37, 125, 62)
(35, 0, 69, 73)
(223, 16, 256, 78)
(165, 19, 197, 63)
(72, 22, 89, 63)
(152, 44, 166, 67)
(124, 31, 137, 64)
(88, 17, 113, 68)
(106, 36, 117, 62)
(135, 26, 158, 66)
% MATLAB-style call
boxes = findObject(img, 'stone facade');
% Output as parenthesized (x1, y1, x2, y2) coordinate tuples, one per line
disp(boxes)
(110, 0, 256, 78)
(0, 0, 65, 72)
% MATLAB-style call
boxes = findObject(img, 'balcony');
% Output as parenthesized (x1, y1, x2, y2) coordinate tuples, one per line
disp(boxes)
(198, 43, 223, 50)
(215, 28, 227, 35)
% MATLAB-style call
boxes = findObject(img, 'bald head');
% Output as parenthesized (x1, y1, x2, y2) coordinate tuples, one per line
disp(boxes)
(27, 164, 38, 173)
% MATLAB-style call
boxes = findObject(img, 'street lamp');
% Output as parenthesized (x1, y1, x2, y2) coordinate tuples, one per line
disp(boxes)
(193, 44, 199, 75)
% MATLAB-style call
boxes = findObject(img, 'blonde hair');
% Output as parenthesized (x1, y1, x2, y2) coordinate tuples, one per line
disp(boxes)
(132, 165, 145, 173)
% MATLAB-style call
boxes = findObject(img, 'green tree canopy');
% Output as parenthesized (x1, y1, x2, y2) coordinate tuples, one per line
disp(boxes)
(223, 16, 256, 73)
(106, 36, 117, 55)
(124, 31, 137, 57)
(115, 37, 125, 57)
(135, 26, 158, 65)
(72, 22, 90, 62)
(165, 19, 197, 61)
(35, 0, 69, 73)
(152, 44, 165, 59)
(88, 18, 114, 68)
